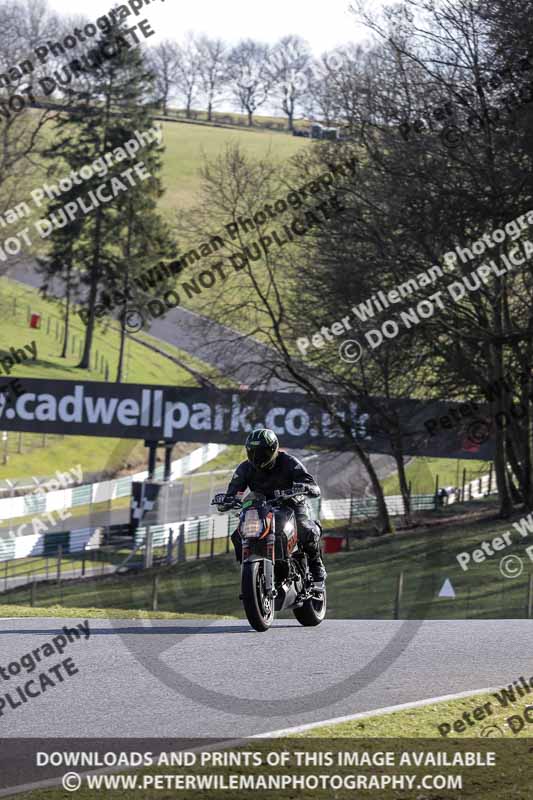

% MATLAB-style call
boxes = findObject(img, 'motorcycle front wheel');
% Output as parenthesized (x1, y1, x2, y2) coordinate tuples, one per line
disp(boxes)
(242, 561, 275, 632)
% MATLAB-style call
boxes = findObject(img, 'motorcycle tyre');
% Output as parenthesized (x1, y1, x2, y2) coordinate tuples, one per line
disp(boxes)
(242, 560, 275, 632)
(293, 586, 327, 627)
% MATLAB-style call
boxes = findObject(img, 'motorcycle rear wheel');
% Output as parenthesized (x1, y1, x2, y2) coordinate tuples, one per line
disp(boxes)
(293, 586, 327, 626)
(242, 561, 275, 632)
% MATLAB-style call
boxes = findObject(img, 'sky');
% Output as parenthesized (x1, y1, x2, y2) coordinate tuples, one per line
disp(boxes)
(44, 0, 381, 53)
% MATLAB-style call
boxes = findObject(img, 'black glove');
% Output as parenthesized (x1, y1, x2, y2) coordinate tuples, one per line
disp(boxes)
(293, 482, 309, 495)
(217, 497, 235, 513)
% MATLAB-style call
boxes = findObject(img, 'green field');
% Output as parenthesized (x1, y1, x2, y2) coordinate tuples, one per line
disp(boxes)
(158, 119, 306, 210)
(4, 500, 532, 619)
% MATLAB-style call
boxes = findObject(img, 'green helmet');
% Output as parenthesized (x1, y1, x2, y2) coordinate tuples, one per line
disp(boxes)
(245, 428, 279, 469)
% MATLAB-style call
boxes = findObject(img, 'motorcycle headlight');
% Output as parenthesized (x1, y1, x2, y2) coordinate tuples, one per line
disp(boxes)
(241, 509, 264, 538)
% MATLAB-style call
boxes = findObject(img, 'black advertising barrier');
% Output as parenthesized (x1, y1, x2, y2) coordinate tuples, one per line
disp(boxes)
(0, 378, 496, 459)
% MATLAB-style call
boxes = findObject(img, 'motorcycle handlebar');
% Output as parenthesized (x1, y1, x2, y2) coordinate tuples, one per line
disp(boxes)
(211, 487, 306, 510)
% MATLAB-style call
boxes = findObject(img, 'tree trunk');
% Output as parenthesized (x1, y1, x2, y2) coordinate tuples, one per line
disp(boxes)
(392, 448, 411, 524)
(494, 431, 513, 517)
(207, 99, 213, 122)
(355, 442, 392, 535)
(116, 207, 133, 384)
(79, 92, 112, 369)
(247, 109, 253, 127)
(60, 263, 71, 359)
(116, 317, 127, 383)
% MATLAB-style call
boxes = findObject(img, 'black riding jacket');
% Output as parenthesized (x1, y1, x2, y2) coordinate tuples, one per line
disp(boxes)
(226, 451, 320, 502)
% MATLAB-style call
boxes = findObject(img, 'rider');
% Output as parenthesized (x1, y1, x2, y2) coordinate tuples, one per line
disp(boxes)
(217, 428, 327, 582)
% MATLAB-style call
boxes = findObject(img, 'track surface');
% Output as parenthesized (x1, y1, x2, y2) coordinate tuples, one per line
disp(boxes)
(1, 617, 531, 737)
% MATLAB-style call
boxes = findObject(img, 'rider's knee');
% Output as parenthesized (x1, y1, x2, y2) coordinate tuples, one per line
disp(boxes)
(298, 520, 321, 554)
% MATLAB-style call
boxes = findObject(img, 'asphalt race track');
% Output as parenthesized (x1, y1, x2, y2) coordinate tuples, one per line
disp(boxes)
(2, 616, 531, 738)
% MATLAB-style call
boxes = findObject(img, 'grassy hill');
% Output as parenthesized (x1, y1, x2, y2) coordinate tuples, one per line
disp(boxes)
(158, 118, 307, 210)
(0, 117, 307, 479)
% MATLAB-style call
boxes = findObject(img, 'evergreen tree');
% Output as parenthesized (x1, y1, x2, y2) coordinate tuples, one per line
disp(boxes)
(39, 16, 176, 372)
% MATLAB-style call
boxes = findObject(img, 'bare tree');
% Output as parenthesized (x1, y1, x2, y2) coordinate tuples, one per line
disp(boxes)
(0, 0, 58, 268)
(227, 39, 272, 126)
(147, 40, 179, 114)
(175, 143, 408, 533)
(344, 0, 533, 516)
(175, 33, 201, 118)
(268, 35, 312, 131)
(304, 50, 346, 123)
(195, 35, 228, 122)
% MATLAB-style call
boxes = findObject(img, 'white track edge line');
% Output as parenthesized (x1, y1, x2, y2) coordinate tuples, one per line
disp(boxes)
(251, 687, 498, 738)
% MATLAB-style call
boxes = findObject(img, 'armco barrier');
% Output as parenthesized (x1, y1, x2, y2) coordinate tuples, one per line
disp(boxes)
(0, 442, 226, 523)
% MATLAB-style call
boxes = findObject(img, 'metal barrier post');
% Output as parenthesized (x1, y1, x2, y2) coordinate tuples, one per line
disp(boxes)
(394, 572, 404, 620)
(82, 546, 86, 576)
(4, 560, 7, 591)
(152, 573, 159, 612)
(56, 545, 62, 584)
(178, 523, 186, 563)
(196, 521, 201, 560)
(226, 517, 231, 553)
(30, 578, 36, 607)
(144, 527, 153, 570)
(210, 519, 215, 558)
(527, 575, 533, 619)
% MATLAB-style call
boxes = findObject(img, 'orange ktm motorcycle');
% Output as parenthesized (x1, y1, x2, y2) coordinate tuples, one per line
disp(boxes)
(212, 488, 326, 632)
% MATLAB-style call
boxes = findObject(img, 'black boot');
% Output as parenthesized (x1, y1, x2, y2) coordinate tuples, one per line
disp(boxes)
(309, 555, 327, 582)
(231, 530, 242, 563)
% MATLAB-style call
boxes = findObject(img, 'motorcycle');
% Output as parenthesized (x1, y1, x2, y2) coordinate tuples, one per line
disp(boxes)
(212, 486, 327, 632)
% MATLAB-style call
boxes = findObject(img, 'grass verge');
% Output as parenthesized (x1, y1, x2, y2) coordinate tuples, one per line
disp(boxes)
(0, 603, 236, 620)
(301, 688, 533, 738)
